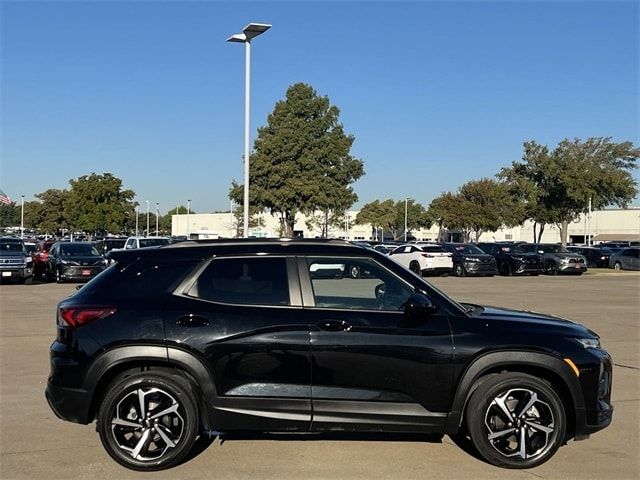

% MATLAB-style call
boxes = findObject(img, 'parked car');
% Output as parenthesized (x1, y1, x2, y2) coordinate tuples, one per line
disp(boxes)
(94, 237, 127, 256)
(0, 237, 33, 284)
(567, 246, 614, 268)
(46, 239, 613, 471)
(45, 242, 108, 283)
(373, 243, 399, 255)
(517, 244, 587, 275)
(476, 242, 543, 276)
(389, 243, 453, 276)
(33, 239, 57, 279)
(609, 248, 640, 271)
(123, 236, 172, 249)
(442, 243, 498, 277)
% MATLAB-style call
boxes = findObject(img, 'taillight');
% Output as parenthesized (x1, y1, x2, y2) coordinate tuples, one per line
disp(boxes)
(421, 253, 433, 258)
(58, 307, 116, 328)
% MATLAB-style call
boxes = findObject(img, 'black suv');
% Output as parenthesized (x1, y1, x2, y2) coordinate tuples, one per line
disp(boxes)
(46, 239, 612, 471)
(477, 242, 544, 276)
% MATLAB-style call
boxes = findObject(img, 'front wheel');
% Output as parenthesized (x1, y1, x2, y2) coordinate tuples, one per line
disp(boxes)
(97, 370, 199, 471)
(453, 263, 466, 277)
(465, 372, 566, 469)
(544, 262, 558, 275)
(613, 262, 622, 271)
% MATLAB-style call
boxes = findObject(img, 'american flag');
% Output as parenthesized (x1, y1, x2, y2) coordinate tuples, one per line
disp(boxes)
(0, 189, 12, 205)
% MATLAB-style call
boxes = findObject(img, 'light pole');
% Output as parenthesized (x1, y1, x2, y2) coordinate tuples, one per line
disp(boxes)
(135, 206, 139, 236)
(20, 195, 25, 239)
(187, 199, 191, 239)
(146, 200, 150, 237)
(404, 198, 408, 242)
(228, 22, 271, 238)
(155, 203, 159, 237)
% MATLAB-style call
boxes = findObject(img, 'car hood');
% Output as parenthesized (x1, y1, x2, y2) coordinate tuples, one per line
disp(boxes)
(545, 252, 583, 259)
(60, 256, 104, 264)
(0, 252, 27, 259)
(474, 305, 595, 336)
(504, 252, 540, 258)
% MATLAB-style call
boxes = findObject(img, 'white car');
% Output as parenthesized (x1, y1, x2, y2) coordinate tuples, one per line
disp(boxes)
(123, 236, 172, 250)
(389, 244, 453, 276)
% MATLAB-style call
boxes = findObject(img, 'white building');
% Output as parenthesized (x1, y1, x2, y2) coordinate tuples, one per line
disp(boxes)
(172, 207, 640, 244)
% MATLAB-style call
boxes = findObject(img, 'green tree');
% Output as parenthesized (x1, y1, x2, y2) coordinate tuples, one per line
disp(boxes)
(31, 189, 70, 235)
(64, 173, 135, 237)
(458, 178, 526, 242)
(0, 203, 20, 228)
(161, 205, 196, 233)
(355, 199, 397, 240)
(393, 199, 431, 240)
(426, 193, 475, 242)
(230, 83, 364, 237)
(500, 138, 639, 245)
(231, 205, 265, 237)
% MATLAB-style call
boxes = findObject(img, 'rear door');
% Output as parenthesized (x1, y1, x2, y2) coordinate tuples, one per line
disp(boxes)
(301, 255, 453, 432)
(164, 254, 312, 431)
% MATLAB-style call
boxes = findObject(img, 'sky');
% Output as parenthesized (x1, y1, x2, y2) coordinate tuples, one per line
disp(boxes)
(1, 0, 638, 214)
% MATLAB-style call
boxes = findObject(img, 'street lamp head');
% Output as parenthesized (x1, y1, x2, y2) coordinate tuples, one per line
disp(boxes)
(227, 23, 271, 43)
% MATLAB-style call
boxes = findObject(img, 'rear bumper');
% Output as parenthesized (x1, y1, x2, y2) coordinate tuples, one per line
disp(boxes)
(421, 267, 452, 275)
(45, 380, 92, 424)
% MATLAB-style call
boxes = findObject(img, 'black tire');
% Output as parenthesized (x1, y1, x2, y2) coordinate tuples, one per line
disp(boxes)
(55, 269, 64, 284)
(409, 261, 422, 276)
(544, 262, 558, 276)
(465, 372, 566, 469)
(613, 262, 622, 271)
(500, 262, 512, 276)
(349, 265, 361, 279)
(453, 263, 466, 277)
(530, 273, 540, 277)
(97, 370, 199, 471)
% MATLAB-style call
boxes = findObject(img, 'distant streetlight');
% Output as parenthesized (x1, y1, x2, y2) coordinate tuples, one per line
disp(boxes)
(155, 203, 159, 237)
(404, 198, 408, 242)
(135, 206, 139, 236)
(146, 200, 150, 236)
(227, 22, 272, 238)
(20, 195, 25, 239)
(187, 199, 191, 239)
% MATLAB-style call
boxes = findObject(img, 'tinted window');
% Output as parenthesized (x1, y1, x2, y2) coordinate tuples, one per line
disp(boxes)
(418, 245, 446, 253)
(189, 257, 290, 306)
(0, 240, 25, 252)
(307, 257, 412, 311)
(60, 243, 101, 257)
(623, 248, 640, 257)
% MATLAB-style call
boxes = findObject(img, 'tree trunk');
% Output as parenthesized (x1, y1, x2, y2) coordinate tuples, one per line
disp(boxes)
(475, 229, 482, 242)
(533, 222, 537, 243)
(285, 213, 296, 238)
(537, 224, 545, 243)
(323, 210, 329, 238)
(559, 220, 569, 246)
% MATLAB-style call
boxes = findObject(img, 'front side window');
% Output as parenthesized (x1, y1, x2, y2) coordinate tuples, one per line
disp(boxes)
(307, 257, 413, 311)
(188, 257, 290, 306)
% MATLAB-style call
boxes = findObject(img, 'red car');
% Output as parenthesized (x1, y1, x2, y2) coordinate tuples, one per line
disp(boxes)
(33, 240, 56, 280)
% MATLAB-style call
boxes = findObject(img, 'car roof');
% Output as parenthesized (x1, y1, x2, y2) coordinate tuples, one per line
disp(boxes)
(108, 238, 370, 262)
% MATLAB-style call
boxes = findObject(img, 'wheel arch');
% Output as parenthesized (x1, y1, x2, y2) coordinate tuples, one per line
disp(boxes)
(444, 350, 584, 438)
(85, 346, 216, 431)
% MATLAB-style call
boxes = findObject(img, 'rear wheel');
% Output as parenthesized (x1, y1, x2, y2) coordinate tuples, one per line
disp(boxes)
(453, 263, 466, 277)
(544, 262, 558, 275)
(409, 261, 421, 276)
(613, 262, 622, 271)
(97, 371, 199, 471)
(465, 372, 566, 469)
(500, 262, 512, 276)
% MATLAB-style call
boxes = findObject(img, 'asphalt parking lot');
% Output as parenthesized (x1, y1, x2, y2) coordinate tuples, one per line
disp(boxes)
(1, 273, 638, 480)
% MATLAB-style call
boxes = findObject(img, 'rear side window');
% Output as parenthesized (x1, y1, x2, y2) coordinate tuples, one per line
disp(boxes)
(78, 260, 198, 301)
(419, 246, 446, 253)
(188, 257, 290, 306)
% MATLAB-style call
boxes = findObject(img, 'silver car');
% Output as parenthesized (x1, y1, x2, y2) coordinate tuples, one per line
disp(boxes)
(609, 248, 640, 271)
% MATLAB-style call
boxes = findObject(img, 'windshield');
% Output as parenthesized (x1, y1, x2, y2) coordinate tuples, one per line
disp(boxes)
(0, 240, 25, 252)
(105, 240, 126, 250)
(60, 244, 101, 257)
(538, 244, 569, 254)
(139, 238, 171, 248)
(448, 244, 484, 255)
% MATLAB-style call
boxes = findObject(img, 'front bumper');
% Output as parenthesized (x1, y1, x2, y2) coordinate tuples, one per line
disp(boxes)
(464, 262, 497, 276)
(0, 266, 33, 280)
(574, 348, 614, 439)
(558, 263, 587, 274)
(512, 261, 543, 275)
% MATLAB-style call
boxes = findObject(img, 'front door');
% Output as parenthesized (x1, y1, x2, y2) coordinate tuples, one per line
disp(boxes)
(300, 256, 454, 432)
(164, 255, 311, 431)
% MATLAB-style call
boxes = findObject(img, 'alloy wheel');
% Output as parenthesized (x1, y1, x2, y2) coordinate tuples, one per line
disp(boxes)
(484, 388, 554, 461)
(614, 262, 622, 271)
(110, 387, 184, 461)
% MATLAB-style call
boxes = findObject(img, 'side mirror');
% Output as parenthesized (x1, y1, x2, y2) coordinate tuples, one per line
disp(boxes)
(403, 293, 438, 324)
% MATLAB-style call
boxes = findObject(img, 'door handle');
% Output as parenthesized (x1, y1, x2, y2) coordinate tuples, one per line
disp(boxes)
(176, 314, 210, 327)
(318, 320, 352, 332)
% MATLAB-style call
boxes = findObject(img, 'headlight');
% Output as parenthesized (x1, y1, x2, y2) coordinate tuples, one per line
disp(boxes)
(560, 257, 570, 263)
(24, 257, 32, 264)
(573, 338, 601, 349)
(465, 257, 480, 263)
